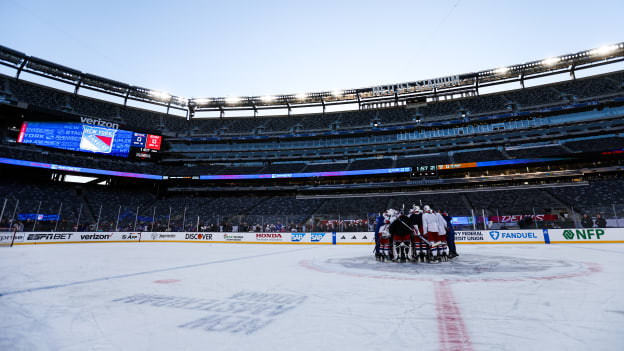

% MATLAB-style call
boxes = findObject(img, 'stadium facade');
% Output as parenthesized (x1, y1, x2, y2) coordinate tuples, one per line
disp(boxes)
(0, 43, 623, 233)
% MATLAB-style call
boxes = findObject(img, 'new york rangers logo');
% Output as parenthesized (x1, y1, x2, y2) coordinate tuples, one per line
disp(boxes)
(489, 231, 500, 240)
(80, 125, 116, 154)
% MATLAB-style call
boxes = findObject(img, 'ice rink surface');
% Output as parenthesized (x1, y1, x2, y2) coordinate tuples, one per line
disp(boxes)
(1, 243, 623, 351)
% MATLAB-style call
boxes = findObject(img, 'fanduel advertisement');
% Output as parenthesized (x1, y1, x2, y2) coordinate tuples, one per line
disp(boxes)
(17, 122, 161, 158)
(454, 230, 544, 244)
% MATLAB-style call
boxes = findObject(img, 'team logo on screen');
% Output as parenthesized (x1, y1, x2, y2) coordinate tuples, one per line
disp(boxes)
(80, 125, 117, 154)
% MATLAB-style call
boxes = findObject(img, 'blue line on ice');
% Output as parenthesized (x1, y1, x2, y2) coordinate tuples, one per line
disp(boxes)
(0, 246, 316, 297)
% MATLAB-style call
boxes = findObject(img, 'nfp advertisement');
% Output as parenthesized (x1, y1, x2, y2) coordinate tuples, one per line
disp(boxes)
(548, 228, 624, 243)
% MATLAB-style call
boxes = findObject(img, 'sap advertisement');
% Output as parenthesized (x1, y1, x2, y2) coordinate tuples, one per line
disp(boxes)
(17, 122, 161, 158)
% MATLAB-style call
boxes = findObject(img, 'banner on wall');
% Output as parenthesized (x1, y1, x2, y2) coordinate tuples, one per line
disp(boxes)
(547, 228, 624, 243)
(143, 232, 335, 244)
(455, 230, 544, 244)
(335, 232, 375, 244)
(18, 232, 140, 244)
(0, 232, 25, 245)
(289, 232, 333, 244)
(10, 229, 624, 245)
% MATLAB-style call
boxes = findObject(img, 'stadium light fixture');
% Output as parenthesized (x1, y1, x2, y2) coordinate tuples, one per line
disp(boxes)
(150, 90, 171, 101)
(295, 93, 307, 101)
(225, 96, 241, 105)
(331, 90, 343, 98)
(193, 98, 210, 105)
(495, 67, 509, 75)
(541, 57, 560, 66)
(261, 95, 275, 103)
(590, 45, 618, 56)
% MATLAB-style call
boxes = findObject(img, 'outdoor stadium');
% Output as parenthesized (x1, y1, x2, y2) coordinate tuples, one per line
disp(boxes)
(0, 2, 623, 351)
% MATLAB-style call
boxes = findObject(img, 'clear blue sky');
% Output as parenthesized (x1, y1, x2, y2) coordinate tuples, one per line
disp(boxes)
(1, 0, 623, 99)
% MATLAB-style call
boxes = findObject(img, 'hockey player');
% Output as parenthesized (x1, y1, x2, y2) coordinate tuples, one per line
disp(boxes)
(408, 205, 426, 262)
(388, 210, 415, 262)
(378, 209, 398, 261)
(374, 213, 385, 261)
(422, 205, 441, 262)
(435, 209, 449, 260)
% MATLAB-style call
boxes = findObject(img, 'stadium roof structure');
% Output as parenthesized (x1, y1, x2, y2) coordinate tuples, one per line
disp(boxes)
(1, 42, 623, 116)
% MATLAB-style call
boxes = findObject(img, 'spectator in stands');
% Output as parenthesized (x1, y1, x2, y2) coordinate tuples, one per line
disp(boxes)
(581, 213, 594, 228)
(595, 214, 607, 228)
(519, 215, 533, 229)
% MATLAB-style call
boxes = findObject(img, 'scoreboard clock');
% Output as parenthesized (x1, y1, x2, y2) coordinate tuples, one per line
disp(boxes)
(411, 165, 438, 177)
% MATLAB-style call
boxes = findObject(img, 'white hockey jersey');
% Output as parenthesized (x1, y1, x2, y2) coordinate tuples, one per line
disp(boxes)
(422, 212, 441, 233)
(435, 212, 448, 235)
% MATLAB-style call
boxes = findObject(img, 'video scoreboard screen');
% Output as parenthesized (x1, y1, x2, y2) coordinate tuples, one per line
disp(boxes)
(17, 122, 161, 158)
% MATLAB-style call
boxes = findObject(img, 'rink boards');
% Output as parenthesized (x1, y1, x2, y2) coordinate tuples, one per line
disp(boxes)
(3, 228, 624, 246)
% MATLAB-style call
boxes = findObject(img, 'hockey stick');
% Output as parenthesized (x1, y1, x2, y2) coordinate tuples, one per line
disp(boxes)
(10, 227, 17, 247)
(396, 219, 432, 246)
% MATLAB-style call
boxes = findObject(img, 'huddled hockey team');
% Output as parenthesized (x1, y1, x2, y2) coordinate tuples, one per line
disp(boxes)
(374, 205, 458, 263)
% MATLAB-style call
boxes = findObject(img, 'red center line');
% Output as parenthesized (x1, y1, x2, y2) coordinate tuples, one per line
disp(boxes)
(299, 259, 601, 351)
(435, 280, 473, 351)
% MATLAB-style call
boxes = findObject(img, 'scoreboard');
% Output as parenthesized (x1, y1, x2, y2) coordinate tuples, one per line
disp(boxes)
(131, 133, 162, 150)
(18, 121, 161, 158)
(411, 165, 438, 177)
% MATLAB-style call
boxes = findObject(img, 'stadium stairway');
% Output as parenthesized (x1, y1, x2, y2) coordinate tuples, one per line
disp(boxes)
(541, 189, 573, 212)
(560, 143, 577, 154)
(138, 196, 159, 216)
(77, 189, 96, 224)
(345, 161, 353, 171)
(539, 189, 570, 213)
(460, 194, 473, 213)
(305, 199, 329, 225)
(240, 197, 271, 217)
(501, 149, 513, 159)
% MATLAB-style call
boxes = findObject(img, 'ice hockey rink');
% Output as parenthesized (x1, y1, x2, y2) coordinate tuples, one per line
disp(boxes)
(1, 242, 623, 351)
